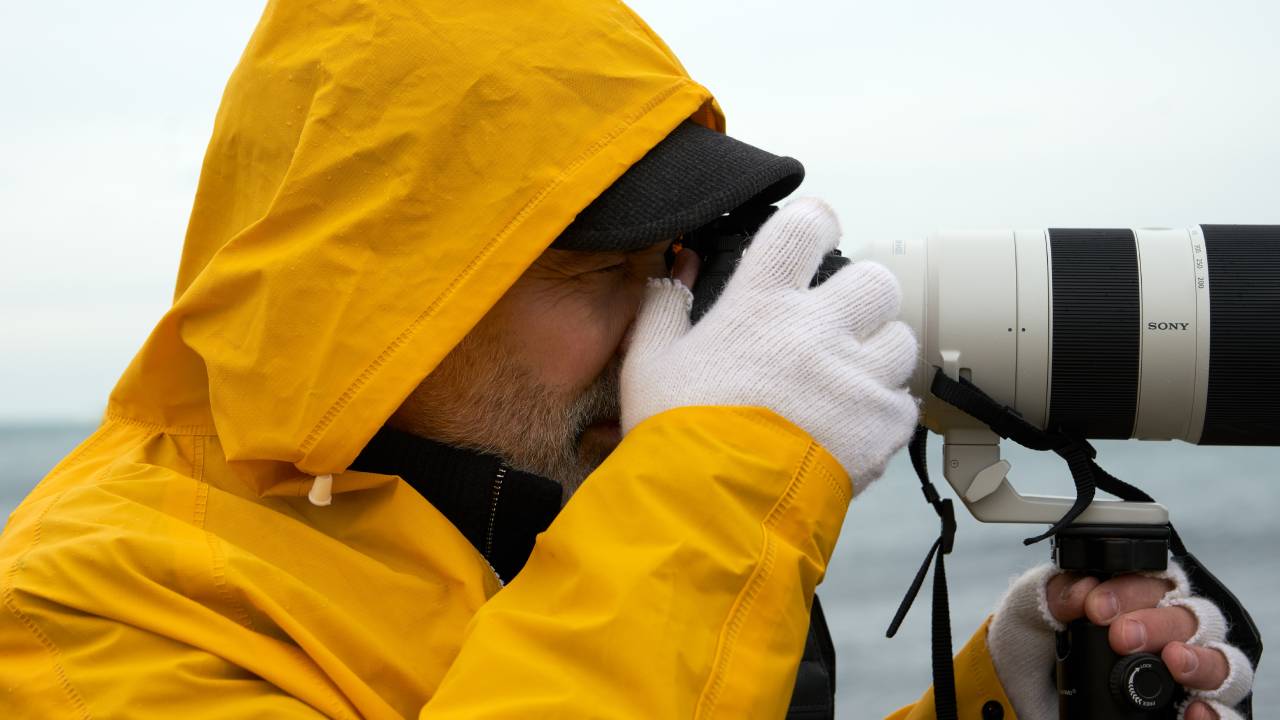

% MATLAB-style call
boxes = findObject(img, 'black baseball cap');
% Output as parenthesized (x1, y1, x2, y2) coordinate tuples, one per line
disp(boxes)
(553, 120, 804, 251)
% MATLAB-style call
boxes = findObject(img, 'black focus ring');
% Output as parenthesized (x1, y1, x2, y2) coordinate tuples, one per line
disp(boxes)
(1200, 225, 1280, 445)
(1048, 229, 1140, 439)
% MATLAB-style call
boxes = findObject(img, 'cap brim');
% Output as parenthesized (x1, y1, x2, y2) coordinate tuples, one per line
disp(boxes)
(553, 121, 804, 252)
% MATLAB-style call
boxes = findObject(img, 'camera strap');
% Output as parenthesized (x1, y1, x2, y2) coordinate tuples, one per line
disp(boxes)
(885, 424, 958, 720)
(888, 368, 1261, 719)
(926, 369, 1155, 542)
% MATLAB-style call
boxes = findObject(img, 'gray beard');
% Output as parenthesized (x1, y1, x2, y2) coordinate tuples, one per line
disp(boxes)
(470, 356, 621, 497)
(389, 334, 621, 499)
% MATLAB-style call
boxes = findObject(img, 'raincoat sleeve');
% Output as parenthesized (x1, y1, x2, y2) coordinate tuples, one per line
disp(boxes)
(422, 405, 853, 718)
(885, 618, 1018, 720)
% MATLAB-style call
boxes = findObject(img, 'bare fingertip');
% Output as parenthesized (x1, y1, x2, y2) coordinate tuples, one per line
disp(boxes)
(1118, 618, 1147, 653)
(1177, 644, 1199, 675)
(670, 248, 700, 287)
(1049, 574, 1097, 622)
(1088, 588, 1121, 624)
(1049, 573, 1074, 601)
(1185, 701, 1217, 720)
(1045, 575, 1074, 618)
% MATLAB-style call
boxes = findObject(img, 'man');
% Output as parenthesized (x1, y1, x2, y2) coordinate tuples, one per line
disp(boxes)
(0, 1, 1251, 718)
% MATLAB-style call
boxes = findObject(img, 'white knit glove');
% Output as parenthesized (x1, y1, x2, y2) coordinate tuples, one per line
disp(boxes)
(621, 198, 919, 489)
(988, 562, 1255, 720)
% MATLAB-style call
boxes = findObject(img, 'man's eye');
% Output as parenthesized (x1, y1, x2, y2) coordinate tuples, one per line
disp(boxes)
(587, 262, 627, 275)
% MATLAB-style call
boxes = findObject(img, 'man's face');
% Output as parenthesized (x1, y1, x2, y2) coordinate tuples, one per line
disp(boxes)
(390, 241, 674, 496)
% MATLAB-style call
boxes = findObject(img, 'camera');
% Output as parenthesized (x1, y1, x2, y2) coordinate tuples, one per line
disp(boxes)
(687, 209, 1280, 526)
(685, 207, 1276, 719)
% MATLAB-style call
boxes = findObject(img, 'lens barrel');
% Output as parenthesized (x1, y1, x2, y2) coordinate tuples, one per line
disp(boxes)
(861, 225, 1280, 446)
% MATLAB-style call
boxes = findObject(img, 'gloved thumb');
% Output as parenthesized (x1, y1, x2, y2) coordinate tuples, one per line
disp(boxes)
(627, 278, 693, 361)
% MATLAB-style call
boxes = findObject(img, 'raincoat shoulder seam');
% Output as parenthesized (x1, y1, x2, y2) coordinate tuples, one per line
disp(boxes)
(192, 435, 257, 632)
(298, 79, 698, 456)
(1, 490, 93, 720)
(193, 434, 206, 487)
(103, 408, 216, 436)
(40, 423, 116, 484)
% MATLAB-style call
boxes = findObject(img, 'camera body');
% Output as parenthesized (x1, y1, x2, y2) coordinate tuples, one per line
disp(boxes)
(682, 204, 850, 321)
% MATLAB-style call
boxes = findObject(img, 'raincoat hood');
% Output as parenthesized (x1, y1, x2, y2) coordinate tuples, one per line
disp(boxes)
(109, 0, 722, 489)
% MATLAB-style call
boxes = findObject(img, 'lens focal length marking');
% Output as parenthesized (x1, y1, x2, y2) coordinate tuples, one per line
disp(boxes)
(1187, 227, 1211, 444)
(1133, 229, 1199, 441)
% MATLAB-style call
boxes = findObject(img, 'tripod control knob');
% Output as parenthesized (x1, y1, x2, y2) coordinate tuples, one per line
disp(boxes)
(1109, 653, 1177, 711)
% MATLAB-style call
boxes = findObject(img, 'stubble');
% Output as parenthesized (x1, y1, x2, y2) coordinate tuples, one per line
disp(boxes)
(390, 327, 621, 498)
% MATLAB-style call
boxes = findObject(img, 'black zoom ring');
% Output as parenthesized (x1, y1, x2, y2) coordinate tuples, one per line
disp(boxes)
(1048, 229, 1141, 439)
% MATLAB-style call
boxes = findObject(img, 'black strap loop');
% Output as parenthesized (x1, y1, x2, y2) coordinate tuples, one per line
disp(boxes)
(1168, 525, 1263, 718)
(928, 370, 1153, 543)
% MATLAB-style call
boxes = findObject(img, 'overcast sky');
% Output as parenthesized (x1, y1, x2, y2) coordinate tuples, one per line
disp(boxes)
(2, 0, 1278, 420)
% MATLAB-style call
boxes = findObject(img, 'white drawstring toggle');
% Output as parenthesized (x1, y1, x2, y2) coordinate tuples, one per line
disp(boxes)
(308, 474, 334, 507)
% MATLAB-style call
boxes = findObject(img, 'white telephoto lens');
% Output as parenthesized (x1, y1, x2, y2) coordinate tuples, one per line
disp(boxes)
(854, 225, 1280, 447)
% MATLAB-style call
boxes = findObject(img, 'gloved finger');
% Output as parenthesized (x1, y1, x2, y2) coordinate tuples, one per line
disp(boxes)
(727, 197, 840, 293)
(1046, 573, 1101, 623)
(1151, 560, 1193, 601)
(1190, 642, 1254, 708)
(626, 278, 692, 362)
(988, 564, 1064, 718)
(1083, 574, 1175, 625)
(1185, 698, 1245, 720)
(1161, 597, 1228, 646)
(1108, 606, 1198, 654)
(812, 260, 903, 338)
(849, 321, 918, 387)
(845, 389, 918, 493)
(1163, 642, 1230, 693)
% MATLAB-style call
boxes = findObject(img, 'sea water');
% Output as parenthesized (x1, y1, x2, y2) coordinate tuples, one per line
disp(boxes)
(2, 424, 1276, 717)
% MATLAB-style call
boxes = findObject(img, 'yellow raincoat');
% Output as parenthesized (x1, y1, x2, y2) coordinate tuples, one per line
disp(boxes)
(0, 1, 1012, 717)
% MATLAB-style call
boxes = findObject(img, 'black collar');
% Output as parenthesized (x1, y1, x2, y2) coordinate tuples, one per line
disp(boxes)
(349, 428, 563, 583)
